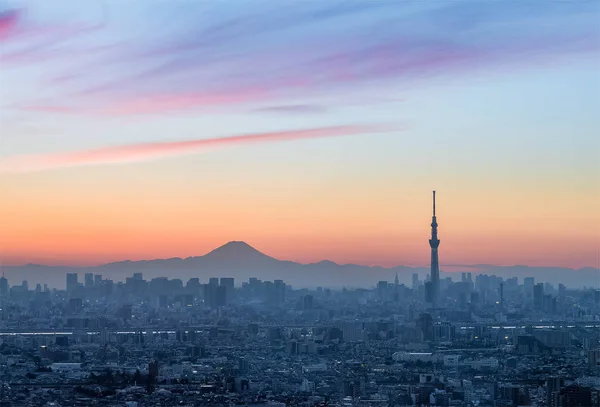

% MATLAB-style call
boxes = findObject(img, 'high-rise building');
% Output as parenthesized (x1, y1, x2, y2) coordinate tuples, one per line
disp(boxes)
(66, 273, 78, 295)
(418, 313, 435, 342)
(220, 277, 234, 288)
(534, 283, 544, 311)
(0, 276, 7, 321)
(336, 321, 365, 342)
(203, 283, 219, 309)
(84, 273, 94, 288)
(524, 277, 535, 301)
(377, 281, 388, 301)
(303, 295, 314, 310)
(220, 277, 235, 304)
(588, 349, 600, 370)
(215, 285, 227, 307)
(94, 274, 102, 286)
(412, 273, 419, 290)
(274, 279, 286, 304)
(0, 276, 8, 297)
(546, 376, 564, 407)
(428, 191, 440, 305)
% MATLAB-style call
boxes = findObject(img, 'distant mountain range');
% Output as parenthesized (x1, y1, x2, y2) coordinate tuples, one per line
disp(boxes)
(3, 241, 599, 289)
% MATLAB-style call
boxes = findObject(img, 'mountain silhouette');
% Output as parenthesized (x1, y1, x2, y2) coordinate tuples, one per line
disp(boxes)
(200, 241, 279, 267)
(3, 241, 599, 289)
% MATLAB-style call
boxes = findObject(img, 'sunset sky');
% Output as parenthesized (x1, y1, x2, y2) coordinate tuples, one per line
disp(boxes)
(0, 0, 598, 269)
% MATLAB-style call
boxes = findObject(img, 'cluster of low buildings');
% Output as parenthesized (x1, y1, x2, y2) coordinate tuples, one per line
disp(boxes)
(0, 272, 599, 406)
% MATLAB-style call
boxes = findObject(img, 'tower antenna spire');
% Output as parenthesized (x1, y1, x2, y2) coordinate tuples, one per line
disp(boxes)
(428, 191, 440, 307)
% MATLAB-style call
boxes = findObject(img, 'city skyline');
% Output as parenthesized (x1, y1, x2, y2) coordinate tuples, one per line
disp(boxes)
(1, 2, 599, 405)
(1, 1, 599, 270)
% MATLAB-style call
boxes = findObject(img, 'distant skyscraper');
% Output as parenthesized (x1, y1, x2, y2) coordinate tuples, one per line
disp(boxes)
(220, 277, 234, 288)
(377, 281, 388, 301)
(273, 280, 286, 305)
(534, 283, 544, 311)
(215, 285, 227, 307)
(303, 294, 314, 310)
(84, 273, 94, 288)
(412, 273, 419, 290)
(429, 191, 440, 305)
(0, 276, 7, 321)
(418, 313, 435, 342)
(0, 276, 8, 297)
(66, 273, 78, 295)
(203, 284, 217, 308)
(220, 277, 235, 304)
(524, 277, 535, 301)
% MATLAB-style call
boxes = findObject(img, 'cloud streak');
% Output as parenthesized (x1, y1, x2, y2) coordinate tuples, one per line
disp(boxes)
(253, 104, 328, 115)
(0, 2, 109, 65)
(0, 124, 399, 173)
(4, 1, 597, 116)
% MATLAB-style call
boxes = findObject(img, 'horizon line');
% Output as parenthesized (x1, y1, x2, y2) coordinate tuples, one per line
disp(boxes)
(1, 240, 598, 271)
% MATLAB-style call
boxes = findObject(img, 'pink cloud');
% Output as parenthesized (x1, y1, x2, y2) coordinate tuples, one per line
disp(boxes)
(0, 124, 400, 173)
(253, 104, 328, 114)
(5, 2, 597, 117)
(0, 9, 19, 40)
(0, 4, 109, 65)
(101, 87, 270, 115)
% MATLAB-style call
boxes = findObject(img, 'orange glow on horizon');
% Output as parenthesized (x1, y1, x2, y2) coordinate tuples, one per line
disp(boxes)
(1, 161, 598, 270)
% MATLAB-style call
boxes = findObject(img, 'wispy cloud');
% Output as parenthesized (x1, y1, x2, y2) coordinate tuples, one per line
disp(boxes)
(0, 2, 109, 65)
(253, 105, 328, 115)
(3, 1, 597, 116)
(0, 124, 399, 173)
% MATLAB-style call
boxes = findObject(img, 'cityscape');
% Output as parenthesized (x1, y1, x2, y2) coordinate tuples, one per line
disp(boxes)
(1, 0, 599, 406)
(0, 193, 598, 406)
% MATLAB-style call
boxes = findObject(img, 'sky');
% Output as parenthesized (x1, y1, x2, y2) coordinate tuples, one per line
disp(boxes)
(0, 0, 598, 269)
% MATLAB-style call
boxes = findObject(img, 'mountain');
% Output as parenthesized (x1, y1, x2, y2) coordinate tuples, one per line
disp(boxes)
(100, 241, 281, 270)
(200, 241, 279, 267)
(3, 241, 599, 289)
